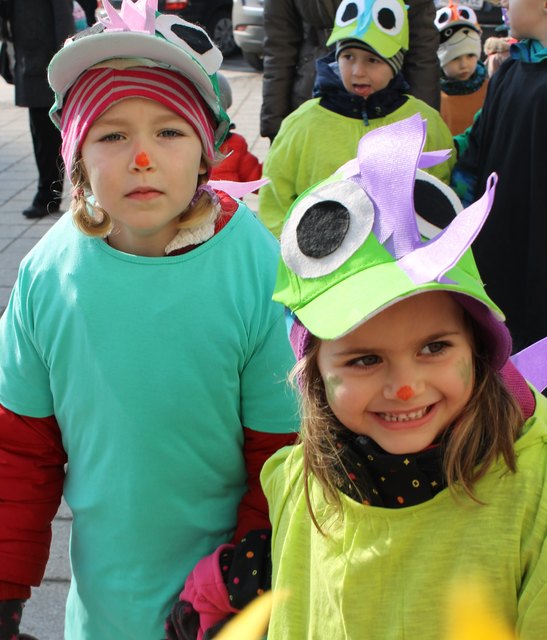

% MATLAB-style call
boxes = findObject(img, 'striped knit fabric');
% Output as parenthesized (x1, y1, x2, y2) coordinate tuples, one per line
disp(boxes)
(60, 66, 216, 174)
(335, 40, 406, 76)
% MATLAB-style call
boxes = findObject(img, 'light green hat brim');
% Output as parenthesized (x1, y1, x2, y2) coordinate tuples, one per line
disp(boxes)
(277, 257, 504, 342)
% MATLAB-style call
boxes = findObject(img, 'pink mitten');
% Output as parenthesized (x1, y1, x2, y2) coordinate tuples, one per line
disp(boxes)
(180, 544, 239, 640)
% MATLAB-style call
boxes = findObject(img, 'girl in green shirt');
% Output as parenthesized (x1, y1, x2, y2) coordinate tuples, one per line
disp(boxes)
(265, 112, 547, 640)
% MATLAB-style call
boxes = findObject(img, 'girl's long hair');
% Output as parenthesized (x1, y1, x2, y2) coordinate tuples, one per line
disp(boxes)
(291, 313, 524, 530)
(70, 153, 220, 238)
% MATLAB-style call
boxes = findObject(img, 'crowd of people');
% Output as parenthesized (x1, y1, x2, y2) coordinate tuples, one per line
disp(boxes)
(0, 0, 546, 638)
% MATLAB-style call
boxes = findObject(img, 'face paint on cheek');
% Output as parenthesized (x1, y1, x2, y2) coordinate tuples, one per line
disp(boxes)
(457, 357, 474, 390)
(324, 374, 343, 406)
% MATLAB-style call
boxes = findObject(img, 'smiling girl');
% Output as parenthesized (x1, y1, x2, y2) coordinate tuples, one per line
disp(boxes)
(263, 114, 547, 639)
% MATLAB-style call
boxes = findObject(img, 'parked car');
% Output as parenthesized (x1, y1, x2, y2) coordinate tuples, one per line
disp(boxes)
(232, 0, 264, 71)
(96, 0, 238, 56)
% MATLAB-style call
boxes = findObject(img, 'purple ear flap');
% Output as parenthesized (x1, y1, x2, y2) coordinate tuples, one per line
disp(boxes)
(511, 337, 547, 392)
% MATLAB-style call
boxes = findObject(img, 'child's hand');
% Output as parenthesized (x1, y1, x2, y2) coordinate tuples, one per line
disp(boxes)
(165, 599, 199, 639)
(165, 530, 272, 640)
(166, 544, 238, 640)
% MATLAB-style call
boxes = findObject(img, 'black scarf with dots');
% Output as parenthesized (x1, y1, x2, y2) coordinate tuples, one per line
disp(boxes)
(332, 431, 448, 508)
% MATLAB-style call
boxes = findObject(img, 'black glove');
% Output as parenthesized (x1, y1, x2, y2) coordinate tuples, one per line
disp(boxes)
(165, 600, 200, 640)
(202, 615, 234, 639)
(0, 599, 23, 640)
(164, 599, 235, 640)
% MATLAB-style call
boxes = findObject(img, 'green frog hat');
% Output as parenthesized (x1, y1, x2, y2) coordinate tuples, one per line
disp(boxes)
(327, 0, 410, 61)
(274, 114, 512, 370)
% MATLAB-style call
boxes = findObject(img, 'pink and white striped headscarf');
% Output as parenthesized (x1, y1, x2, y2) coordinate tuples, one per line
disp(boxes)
(60, 66, 216, 175)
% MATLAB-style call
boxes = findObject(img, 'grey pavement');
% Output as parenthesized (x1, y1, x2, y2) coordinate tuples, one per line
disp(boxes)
(0, 54, 265, 639)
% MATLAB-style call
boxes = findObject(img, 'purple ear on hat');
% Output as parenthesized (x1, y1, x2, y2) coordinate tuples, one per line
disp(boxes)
(451, 293, 511, 370)
(288, 312, 312, 362)
(511, 337, 547, 392)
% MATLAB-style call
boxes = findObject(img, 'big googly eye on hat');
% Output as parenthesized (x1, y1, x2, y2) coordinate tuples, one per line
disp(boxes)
(334, 0, 366, 27)
(414, 169, 462, 240)
(456, 6, 477, 22)
(435, 6, 453, 29)
(328, 0, 409, 54)
(280, 178, 375, 279)
(373, 0, 406, 37)
(155, 14, 222, 75)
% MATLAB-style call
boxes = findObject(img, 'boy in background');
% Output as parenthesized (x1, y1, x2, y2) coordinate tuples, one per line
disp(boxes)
(435, 1, 488, 135)
(209, 73, 262, 183)
(258, 0, 454, 238)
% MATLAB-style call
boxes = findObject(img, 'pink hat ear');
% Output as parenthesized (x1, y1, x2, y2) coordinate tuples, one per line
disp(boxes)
(287, 313, 312, 362)
(452, 293, 512, 371)
(207, 178, 269, 199)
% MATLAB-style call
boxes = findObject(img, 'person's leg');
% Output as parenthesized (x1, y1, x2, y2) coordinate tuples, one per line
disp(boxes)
(23, 107, 64, 218)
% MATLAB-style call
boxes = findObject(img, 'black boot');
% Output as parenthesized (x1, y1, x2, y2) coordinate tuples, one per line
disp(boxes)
(22, 196, 62, 219)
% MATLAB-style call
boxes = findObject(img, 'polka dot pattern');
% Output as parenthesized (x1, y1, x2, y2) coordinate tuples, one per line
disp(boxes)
(331, 432, 447, 508)
(219, 529, 272, 610)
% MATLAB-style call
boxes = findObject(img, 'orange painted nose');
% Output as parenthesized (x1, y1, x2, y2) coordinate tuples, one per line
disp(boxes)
(135, 152, 150, 168)
(396, 385, 414, 401)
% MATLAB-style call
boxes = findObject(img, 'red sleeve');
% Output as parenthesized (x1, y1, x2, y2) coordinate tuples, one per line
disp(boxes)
(240, 153, 263, 184)
(231, 428, 297, 544)
(0, 405, 67, 596)
(232, 134, 262, 184)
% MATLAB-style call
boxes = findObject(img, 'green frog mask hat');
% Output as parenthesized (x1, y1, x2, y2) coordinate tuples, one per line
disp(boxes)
(328, 0, 410, 73)
(274, 114, 512, 371)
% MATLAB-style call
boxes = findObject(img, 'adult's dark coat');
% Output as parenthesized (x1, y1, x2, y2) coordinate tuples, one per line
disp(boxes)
(9, 0, 74, 108)
(260, 0, 336, 141)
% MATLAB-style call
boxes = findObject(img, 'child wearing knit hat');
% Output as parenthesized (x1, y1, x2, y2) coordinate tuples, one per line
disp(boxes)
(435, 1, 489, 135)
(0, 1, 299, 638)
(258, 0, 455, 238)
(209, 72, 263, 183)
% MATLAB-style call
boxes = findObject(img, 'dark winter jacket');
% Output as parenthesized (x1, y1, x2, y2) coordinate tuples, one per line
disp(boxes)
(9, 0, 74, 108)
